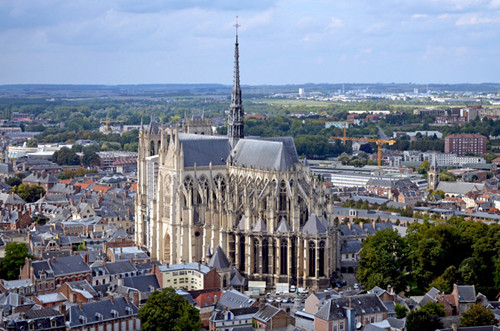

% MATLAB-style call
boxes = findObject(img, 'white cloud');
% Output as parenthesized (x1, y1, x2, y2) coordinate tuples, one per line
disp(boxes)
(412, 14, 428, 19)
(327, 17, 344, 29)
(455, 14, 499, 25)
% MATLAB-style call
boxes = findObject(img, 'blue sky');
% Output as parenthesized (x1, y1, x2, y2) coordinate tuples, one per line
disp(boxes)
(0, 0, 499, 85)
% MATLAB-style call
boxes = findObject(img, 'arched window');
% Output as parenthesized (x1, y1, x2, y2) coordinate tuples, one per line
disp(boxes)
(253, 239, 259, 274)
(309, 241, 316, 277)
(280, 239, 288, 276)
(319, 241, 325, 277)
(279, 180, 287, 211)
(262, 239, 269, 274)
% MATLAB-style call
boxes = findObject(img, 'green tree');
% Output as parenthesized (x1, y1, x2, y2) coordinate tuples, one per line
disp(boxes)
(138, 288, 200, 331)
(459, 303, 498, 327)
(406, 310, 444, 331)
(53, 147, 80, 165)
(395, 303, 408, 319)
(11, 184, 45, 203)
(418, 160, 430, 174)
(0, 242, 31, 280)
(82, 150, 101, 167)
(357, 229, 408, 292)
(420, 302, 445, 317)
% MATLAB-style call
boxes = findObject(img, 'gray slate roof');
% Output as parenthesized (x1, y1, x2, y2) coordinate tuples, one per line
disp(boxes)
(252, 216, 267, 232)
(276, 217, 290, 233)
(105, 261, 137, 276)
(179, 133, 231, 167)
(231, 137, 299, 171)
(68, 297, 138, 327)
(50, 255, 91, 276)
(302, 213, 327, 235)
(208, 246, 231, 269)
(341, 240, 362, 254)
(456, 285, 476, 303)
(217, 290, 255, 310)
(122, 275, 160, 293)
(315, 294, 388, 321)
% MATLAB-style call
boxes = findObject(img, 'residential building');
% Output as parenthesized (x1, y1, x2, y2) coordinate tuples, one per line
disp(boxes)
(444, 134, 486, 156)
(67, 296, 140, 331)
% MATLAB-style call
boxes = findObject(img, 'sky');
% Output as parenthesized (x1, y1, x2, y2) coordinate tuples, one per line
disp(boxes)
(0, 0, 499, 85)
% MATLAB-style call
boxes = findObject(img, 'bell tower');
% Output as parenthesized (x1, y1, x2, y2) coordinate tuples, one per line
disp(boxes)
(428, 154, 439, 190)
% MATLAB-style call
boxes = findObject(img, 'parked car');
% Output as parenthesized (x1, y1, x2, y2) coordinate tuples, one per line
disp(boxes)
(353, 283, 359, 290)
(289, 285, 296, 293)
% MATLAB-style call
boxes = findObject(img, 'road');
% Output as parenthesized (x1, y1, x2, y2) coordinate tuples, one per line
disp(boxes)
(377, 126, 389, 140)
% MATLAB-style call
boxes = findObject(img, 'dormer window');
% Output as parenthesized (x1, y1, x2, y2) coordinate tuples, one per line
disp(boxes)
(125, 307, 133, 315)
(95, 312, 103, 321)
(28, 321, 35, 330)
(148, 285, 155, 292)
(111, 310, 119, 318)
(79, 315, 87, 324)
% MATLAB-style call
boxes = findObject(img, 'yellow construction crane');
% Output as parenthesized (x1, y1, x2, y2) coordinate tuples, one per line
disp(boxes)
(341, 121, 356, 144)
(100, 119, 124, 134)
(330, 136, 396, 168)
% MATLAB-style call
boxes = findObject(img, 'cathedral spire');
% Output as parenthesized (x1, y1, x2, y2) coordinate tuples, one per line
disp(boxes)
(228, 16, 244, 147)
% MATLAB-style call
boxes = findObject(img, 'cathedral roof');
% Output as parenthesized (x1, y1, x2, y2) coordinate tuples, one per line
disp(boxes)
(252, 216, 267, 232)
(237, 215, 246, 230)
(230, 267, 246, 287)
(178, 134, 231, 167)
(275, 217, 290, 233)
(231, 137, 299, 171)
(208, 246, 231, 270)
(147, 117, 159, 134)
(302, 213, 327, 235)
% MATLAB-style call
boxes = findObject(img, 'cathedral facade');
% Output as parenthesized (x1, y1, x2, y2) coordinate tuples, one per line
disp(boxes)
(135, 33, 340, 290)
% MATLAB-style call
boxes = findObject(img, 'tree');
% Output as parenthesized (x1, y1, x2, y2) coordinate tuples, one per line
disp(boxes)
(459, 303, 498, 327)
(357, 229, 408, 292)
(406, 310, 444, 331)
(82, 150, 101, 167)
(53, 147, 80, 165)
(11, 184, 45, 203)
(418, 160, 430, 174)
(0, 242, 31, 280)
(419, 302, 445, 317)
(395, 303, 408, 319)
(138, 288, 200, 331)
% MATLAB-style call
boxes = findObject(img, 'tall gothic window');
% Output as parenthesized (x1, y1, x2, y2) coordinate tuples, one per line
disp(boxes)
(239, 234, 245, 271)
(280, 239, 288, 276)
(309, 241, 316, 277)
(279, 180, 287, 211)
(262, 239, 269, 274)
(319, 240, 325, 277)
(253, 239, 259, 274)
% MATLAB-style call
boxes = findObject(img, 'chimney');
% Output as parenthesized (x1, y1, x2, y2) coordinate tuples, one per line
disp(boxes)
(108, 295, 114, 303)
(83, 253, 89, 264)
(347, 222, 352, 230)
(259, 297, 266, 310)
(70, 292, 77, 303)
(132, 291, 140, 307)
(59, 304, 66, 315)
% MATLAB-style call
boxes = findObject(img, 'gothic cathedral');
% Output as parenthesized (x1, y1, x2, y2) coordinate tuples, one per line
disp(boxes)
(135, 31, 340, 290)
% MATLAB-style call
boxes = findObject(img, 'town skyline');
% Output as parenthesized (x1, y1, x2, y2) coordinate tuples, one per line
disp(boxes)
(1, 0, 499, 85)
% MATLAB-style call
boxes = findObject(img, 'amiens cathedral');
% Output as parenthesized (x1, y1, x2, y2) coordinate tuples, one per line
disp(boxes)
(135, 31, 340, 290)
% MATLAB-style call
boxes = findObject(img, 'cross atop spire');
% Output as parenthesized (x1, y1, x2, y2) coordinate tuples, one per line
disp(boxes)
(234, 16, 240, 40)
